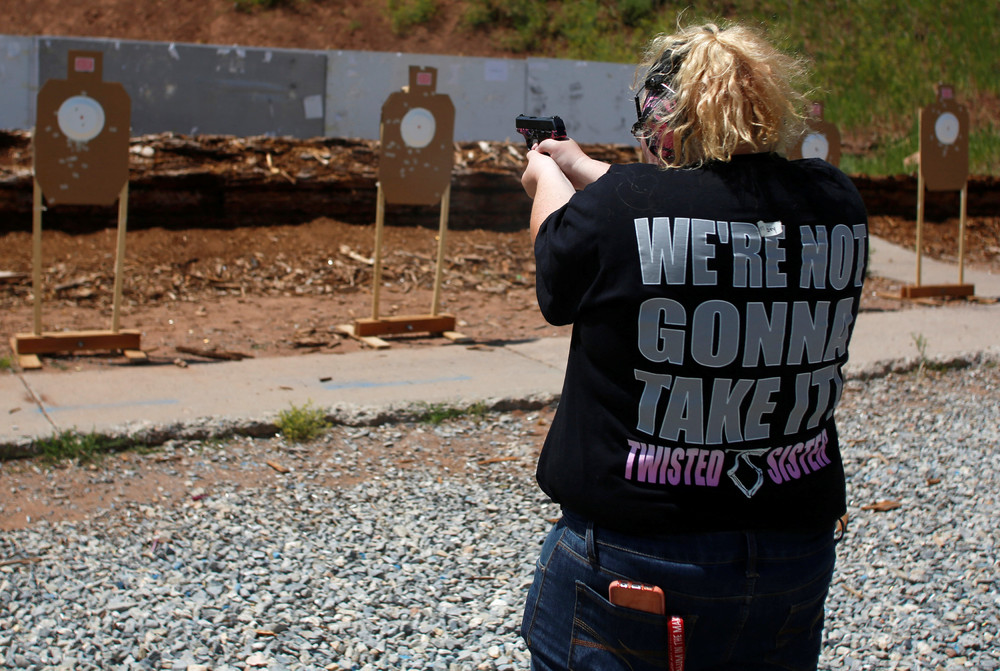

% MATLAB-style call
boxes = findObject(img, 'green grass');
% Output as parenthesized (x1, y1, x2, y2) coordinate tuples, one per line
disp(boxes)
(839, 122, 920, 177)
(415, 401, 489, 425)
(968, 127, 1000, 176)
(841, 125, 1000, 177)
(0, 355, 13, 371)
(386, 0, 438, 35)
(460, 0, 651, 58)
(276, 401, 331, 443)
(458, 0, 1000, 176)
(33, 430, 130, 465)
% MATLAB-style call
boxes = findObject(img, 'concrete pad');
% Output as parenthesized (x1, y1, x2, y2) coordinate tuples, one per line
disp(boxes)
(869, 235, 1000, 298)
(847, 303, 1000, 377)
(0, 373, 56, 445)
(1, 341, 568, 449)
(2, 235, 997, 456)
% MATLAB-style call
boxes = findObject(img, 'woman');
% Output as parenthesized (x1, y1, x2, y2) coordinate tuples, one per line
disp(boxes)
(519, 22, 868, 670)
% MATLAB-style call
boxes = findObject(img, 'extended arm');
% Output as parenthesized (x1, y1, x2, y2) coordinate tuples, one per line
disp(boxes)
(521, 149, 575, 242)
(521, 139, 610, 242)
(535, 138, 610, 191)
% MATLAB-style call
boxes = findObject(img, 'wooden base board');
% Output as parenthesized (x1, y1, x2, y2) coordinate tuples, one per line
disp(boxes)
(10, 330, 144, 369)
(441, 330, 473, 344)
(336, 315, 470, 350)
(899, 283, 975, 299)
(16, 353, 42, 370)
(353, 314, 457, 338)
(335, 324, 391, 349)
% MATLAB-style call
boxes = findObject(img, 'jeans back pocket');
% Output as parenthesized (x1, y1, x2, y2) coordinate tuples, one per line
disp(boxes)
(569, 581, 694, 671)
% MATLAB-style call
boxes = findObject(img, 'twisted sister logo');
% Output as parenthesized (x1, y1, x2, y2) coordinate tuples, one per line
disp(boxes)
(624, 216, 864, 497)
(625, 429, 832, 498)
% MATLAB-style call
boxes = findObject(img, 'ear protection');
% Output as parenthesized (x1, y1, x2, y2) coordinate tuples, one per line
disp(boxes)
(632, 48, 685, 163)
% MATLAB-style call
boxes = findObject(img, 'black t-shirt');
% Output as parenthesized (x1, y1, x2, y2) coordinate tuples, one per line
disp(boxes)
(534, 154, 868, 534)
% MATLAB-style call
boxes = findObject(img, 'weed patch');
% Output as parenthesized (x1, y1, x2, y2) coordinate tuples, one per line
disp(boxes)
(386, 0, 438, 35)
(416, 401, 489, 425)
(276, 401, 331, 443)
(33, 430, 130, 465)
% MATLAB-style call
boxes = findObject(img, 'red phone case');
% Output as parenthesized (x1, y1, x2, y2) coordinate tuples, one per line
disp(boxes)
(608, 581, 685, 671)
(608, 579, 665, 614)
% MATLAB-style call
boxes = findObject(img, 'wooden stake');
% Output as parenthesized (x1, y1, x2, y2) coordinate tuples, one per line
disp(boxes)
(111, 183, 129, 333)
(371, 182, 386, 321)
(915, 170, 925, 287)
(958, 183, 967, 285)
(32, 179, 43, 336)
(431, 183, 451, 316)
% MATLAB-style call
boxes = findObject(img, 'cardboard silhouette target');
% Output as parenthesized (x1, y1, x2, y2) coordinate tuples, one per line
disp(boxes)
(341, 66, 466, 347)
(11, 50, 142, 368)
(34, 51, 130, 206)
(902, 84, 974, 299)
(920, 84, 969, 192)
(378, 66, 456, 206)
(789, 102, 841, 167)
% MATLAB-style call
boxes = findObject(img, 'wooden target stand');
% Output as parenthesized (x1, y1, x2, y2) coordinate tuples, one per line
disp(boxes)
(899, 85, 975, 300)
(905, 176, 975, 300)
(336, 182, 468, 349)
(336, 66, 467, 349)
(11, 182, 143, 370)
(10, 50, 143, 369)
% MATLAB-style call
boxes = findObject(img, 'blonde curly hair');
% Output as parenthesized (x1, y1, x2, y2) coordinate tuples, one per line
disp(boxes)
(634, 22, 810, 168)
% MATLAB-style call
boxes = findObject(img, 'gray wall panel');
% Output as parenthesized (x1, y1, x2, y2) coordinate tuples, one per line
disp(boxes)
(326, 51, 527, 142)
(525, 58, 636, 145)
(37, 37, 327, 137)
(3, 34, 637, 145)
(0, 36, 35, 131)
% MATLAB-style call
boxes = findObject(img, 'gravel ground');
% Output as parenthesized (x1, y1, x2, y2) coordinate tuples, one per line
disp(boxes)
(2, 363, 999, 671)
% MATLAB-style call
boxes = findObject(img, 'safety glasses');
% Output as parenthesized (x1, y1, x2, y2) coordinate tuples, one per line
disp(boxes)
(631, 74, 675, 138)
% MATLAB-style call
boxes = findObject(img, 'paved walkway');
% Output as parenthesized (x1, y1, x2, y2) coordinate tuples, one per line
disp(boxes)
(2, 235, 998, 454)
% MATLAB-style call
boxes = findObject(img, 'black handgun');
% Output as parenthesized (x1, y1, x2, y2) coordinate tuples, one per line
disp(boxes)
(515, 114, 568, 148)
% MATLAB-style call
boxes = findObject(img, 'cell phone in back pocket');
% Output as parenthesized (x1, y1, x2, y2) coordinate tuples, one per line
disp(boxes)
(608, 580, 686, 670)
(608, 579, 665, 615)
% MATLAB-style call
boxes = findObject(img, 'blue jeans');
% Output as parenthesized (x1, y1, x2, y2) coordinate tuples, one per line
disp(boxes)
(521, 510, 837, 670)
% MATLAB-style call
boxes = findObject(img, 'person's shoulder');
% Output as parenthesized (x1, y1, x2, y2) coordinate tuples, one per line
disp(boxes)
(604, 162, 660, 178)
(785, 157, 867, 211)
(596, 161, 690, 188)
(578, 162, 652, 195)
(786, 156, 852, 184)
